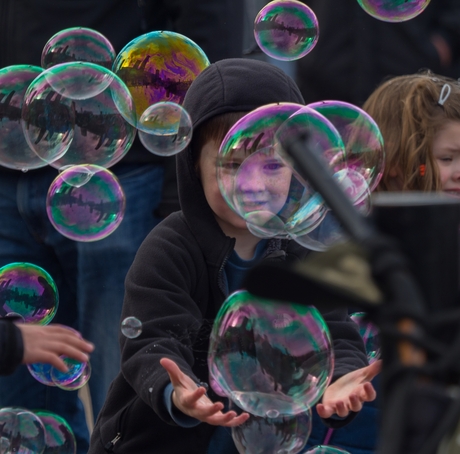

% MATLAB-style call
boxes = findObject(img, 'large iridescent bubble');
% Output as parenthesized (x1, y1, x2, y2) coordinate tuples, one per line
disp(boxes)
(0, 263, 58, 325)
(356, 0, 431, 22)
(21, 62, 136, 169)
(112, 31, 210, 117)
(218, 102, 325, 238)
(308, 100, 384, 191)
(254, 0, 319, 61)
(34, 410, 76, 454)
(41, 27, 116, 70)
(0, 407, 46, 454)
(231, 403, 312, 454)
(46, 164, 126, 242)
(138, 102, 192, 156)
(208, 291, 334, 417)
(0, 65, 47, 171)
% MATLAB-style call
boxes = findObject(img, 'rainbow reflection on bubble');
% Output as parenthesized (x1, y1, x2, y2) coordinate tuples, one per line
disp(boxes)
(41, 27, 116, 69)
(356, 0, 431, 22)
(27, 363, 56, 386)
(254, 0, 319, 61)
(0, 262, 58, 325)
(0, 65, 46, 171)
(22, 62, 136, 169)
(0, 407, 46, 454)
(231, 403, 312, 454)
(218, 102, 309, 238)
(46, 164, 126, 242)
(113, 31, 210, 118)
(306, 446, 351, 454)
(208, 291, 334, 417)
(350, 312, 381, 364)
(309, 100, 384, 191)
(35, 410, 76, 454)
(138, 102, 192, 156)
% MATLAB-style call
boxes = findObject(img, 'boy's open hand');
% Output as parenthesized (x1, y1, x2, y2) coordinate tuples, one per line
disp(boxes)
(316, 360, 381, 419)
(160, 357, 250, 427)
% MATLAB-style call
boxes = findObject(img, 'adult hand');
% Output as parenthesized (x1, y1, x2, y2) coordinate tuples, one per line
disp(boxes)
(316, 360, 381, 419)
(18, 324, 94, 372)
(160, 357, 249, 427)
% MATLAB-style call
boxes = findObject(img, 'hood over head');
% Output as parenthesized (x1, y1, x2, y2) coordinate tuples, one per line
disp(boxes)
(177, 58, 305, 247)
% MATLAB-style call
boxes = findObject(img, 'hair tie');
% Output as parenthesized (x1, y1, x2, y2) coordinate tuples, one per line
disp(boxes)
(419, 164, 426, 177)
(438, 84, 451, 106)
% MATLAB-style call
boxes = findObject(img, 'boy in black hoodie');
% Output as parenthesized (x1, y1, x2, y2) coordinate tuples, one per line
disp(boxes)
(88, 58, 380, 454)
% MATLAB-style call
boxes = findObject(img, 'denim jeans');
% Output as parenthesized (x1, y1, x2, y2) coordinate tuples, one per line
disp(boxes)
(0, 162, 165, 454)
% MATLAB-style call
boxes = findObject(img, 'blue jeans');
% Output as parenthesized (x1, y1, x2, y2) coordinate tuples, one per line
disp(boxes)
(0, 162, 165, 454)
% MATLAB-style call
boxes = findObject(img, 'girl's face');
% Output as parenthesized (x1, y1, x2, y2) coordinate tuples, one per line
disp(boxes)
(432, 120, 460, 196)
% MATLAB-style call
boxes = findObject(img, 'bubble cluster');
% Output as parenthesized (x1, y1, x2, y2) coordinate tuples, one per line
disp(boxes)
(254, 0, 319, 61)
(113, 31, 210, 117)
(208, 291, 333, 417)
(121, 316, 143, 339)
(0, 407, 46, 454)
(34, 410, 76, 454)
(41, 27, 116, 69)
(356, 0, 431, 22)
(46, 165, 126, 242)
(138, 102, 192, 156)
(28, 357, 91, 390)
(350, 312, 381, 364)
(0, 262, 58, 325)
(21, 62, 136, 169)
(231, 403, 312, 454)
(0, 65, 46, 171)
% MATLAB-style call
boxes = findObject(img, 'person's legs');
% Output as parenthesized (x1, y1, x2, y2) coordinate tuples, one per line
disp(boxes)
(77, 163, 165, 420)
(0, 168, 89, 453)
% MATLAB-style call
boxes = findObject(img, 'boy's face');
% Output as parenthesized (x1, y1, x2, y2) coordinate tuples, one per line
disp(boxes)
(198, 139, 292, 235)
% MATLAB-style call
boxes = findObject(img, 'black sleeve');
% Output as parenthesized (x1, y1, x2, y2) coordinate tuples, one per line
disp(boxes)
(0, 319, 24, 376)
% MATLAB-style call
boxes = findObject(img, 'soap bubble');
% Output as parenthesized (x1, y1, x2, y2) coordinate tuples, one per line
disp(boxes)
(41, 27, 116, 69)
(305, 446, 351, 454)
(350, 312, 381, 364)
(46, 164, 126, 242)
(49, 358, 86, 386)
(356, 0, 430, 23)
(27, 363, 56, 386)
(121, 316, 142, 339)
(308, 100, 384, 191)
(0, 262, 58, 325)
(34, 411, 76, 454)
(231, 403, 312, 454)
(208, 291, 333, 417)
(53, 362, 91, 391)
(21, 63, 136, 168)
(218, 102, 318, 237)
(113, 31, 210, 118)
(138, 102, 192, 156)
(0, 65, 47, 171)
(0, 407, 46, 454)
(254, 0, 319, 61)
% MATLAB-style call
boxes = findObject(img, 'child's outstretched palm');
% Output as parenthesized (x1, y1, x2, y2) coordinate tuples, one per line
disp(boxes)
(316, 360, 381, 419)
(160, 358, 250, 427)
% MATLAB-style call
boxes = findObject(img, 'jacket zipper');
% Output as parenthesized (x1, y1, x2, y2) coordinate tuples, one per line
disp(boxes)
(104, 433, 121, 451)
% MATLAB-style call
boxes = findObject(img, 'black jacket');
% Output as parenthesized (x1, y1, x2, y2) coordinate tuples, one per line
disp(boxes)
(298, 0, 460, 106)
(0, 319, 23, 376)
(88, 58, 368, 454)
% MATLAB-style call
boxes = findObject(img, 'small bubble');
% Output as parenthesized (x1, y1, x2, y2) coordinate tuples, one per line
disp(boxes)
(121, 316, 142, 339)
(148, 388, 153, 393)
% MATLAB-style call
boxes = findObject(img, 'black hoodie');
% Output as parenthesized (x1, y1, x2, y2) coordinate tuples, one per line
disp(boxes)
(88, 58, 368, 454)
